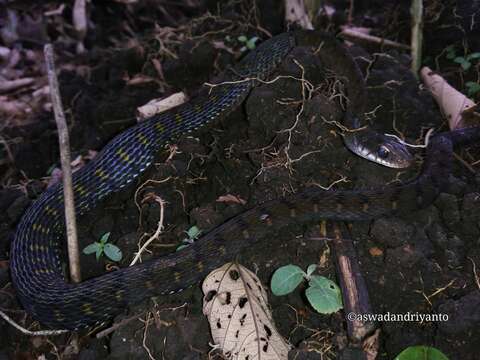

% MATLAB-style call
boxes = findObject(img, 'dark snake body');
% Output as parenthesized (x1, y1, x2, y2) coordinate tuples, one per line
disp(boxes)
(10, 30, 480, 330)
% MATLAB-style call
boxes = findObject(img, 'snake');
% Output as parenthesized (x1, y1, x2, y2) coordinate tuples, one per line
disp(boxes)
(10, 30, 479, 330)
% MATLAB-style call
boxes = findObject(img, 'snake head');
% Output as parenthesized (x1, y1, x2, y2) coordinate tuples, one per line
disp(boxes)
(344, 129, 414, 168)
(372, 136, 414, 168)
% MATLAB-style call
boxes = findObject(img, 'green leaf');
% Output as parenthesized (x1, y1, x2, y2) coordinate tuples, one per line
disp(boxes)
(271, 265, 306, 296)
(186, 226, 201, 239)
(453, 57, 471, 70)
(466, 52, 480, 60)
(103, 243, 122, 262)
(305, 275, 343, 314)
(237, 35, 248, 43)
(95, 248, 103, 261)
(445, 45, 456, 59)
(394, 346, 449, 360)
(176, 244, 190, 251)
(466, 81, 480, 96)
(83, 243, 100, 255)
(246, 36, 259, 50)
(306, 264, 317, 278)
(100, 232, 111, 244)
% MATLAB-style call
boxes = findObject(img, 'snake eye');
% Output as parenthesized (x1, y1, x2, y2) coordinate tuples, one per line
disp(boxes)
(377, 145, 390, 159)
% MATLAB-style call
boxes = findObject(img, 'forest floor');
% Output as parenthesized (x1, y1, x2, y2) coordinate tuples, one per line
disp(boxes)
(0, 1, 479, 359)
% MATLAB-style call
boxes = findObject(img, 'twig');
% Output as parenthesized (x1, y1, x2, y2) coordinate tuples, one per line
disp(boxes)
(0, 309, 68, 336)
(339, 28, 411, 50)
(130, 194, 166, 266)
(410, 0, 423, 78)
(44, 44, 81, 283)
(467, 257, 480, 290)
(331, 223, 376, 343)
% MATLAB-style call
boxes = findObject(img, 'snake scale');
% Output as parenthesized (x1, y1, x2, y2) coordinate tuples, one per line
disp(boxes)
(10, 30, 480, 330)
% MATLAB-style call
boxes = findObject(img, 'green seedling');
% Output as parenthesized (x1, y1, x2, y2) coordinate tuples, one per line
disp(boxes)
(176, 225, 202, 251)
(394, 345, 449, 360)
(237, 35, 259, 51)
(271, 264, 343, 314)
(445, 45, 480, 71)
(466, 81, 480, 97)
(83, 232, 122, 262)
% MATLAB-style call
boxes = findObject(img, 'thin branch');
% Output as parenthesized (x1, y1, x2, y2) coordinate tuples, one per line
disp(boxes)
(410, 0, 423, 78)
(44, 44, 81, 283)
(0, 309, 67, 336)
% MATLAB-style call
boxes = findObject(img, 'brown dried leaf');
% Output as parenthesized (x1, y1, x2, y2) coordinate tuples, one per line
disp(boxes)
(202, 262, 290, 359)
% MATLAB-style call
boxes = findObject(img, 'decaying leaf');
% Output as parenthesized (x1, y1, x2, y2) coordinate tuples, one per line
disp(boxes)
(202, 262, 291, 359)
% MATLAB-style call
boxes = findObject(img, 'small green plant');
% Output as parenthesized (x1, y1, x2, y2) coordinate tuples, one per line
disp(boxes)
(466, 81, 480, 97)
(83, 232, 122, 262)
(225, 34, 259, 52)
(237, 35, 259, 51)
(445, 45, 480, 71)
(270, 264, 343, 314)
(176, 225, 202, 251)
(394, 346, 449, 360)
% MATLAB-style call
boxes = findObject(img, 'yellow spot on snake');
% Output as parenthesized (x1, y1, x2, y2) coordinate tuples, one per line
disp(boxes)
(116, 148, 130, 163)
(155, 122, 165, 133)
(95, 168, 109, 180)
(197, 262, 204, 272)
(74, 184, 87, 196)
(81, 303, 94, 315)
(175, 113, 183, 124)
(242, 230, 250, 239)
(219, 246, 226, 255)
(392, 201, 398, 210)
(136, 133, 149, 146)
(115, 290, 125, 300)
(319, 220, 327, 238)
(194, 104, 202, 113)
(174, 272, 182, 282)
(54, 310, 65, 321)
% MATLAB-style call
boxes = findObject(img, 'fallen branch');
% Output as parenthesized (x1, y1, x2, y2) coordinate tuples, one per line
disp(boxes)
(339, 27, 411, 50)
(0, 309, 67, 336)
(410, 0, 423, 78)
(44, 44, 81, 283)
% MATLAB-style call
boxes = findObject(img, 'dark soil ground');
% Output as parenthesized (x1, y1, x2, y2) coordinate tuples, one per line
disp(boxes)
(1, 1, 480, 359)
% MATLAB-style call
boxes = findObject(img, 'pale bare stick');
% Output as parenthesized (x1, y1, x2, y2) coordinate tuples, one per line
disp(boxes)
(0, 309, 67, 335)
(44, 44, 81, 283)
(410, 0, 423, 78)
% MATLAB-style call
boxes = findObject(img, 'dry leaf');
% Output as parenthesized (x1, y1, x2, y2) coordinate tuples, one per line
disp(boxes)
(421, 66, 478, 129)
(216, 194, 247, 206)
(368, 247, 383, 257)
(202, 262, 291, 359)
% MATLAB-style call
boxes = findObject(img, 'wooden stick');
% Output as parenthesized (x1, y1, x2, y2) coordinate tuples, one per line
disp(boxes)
(410, 0, 423, 78)
(331, 223, 376, 342)
(339, 28, 410, 50)
(44, 44, 81, 283)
